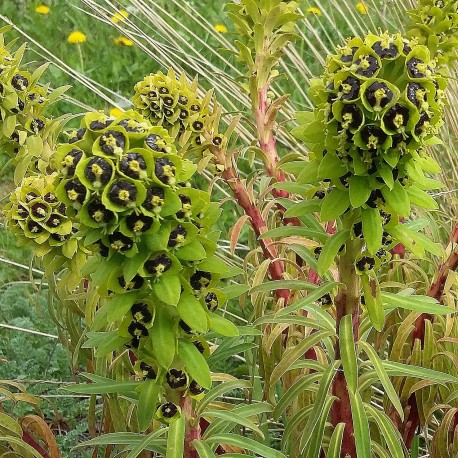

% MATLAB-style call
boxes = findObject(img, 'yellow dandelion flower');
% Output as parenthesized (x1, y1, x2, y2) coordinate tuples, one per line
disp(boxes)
(114, 36, 134, 46)
(67, 31, 87, 44)
(356, 2, 368, 14)
(111, 9, 129, 23)
(214, 24, 228, 33)
(35, 5, 50, 14)
(109, 107, 124, 117)
(306, 6, 322, 16)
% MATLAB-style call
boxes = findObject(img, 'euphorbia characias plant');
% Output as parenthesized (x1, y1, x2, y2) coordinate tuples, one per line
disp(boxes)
(1, 1, 458, 458)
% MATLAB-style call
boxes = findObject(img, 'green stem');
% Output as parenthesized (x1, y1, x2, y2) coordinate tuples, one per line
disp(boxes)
(77, 44, 84, 73)
(331, 213, 362, 458)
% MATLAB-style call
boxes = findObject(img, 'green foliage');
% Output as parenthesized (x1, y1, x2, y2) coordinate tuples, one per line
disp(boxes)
(0, 1, 457, 458)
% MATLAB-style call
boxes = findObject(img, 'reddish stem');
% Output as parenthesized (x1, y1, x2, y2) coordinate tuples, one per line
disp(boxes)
(401, 223, 458, 448)
(219, 163, 290, 303)
(254, 84, 301, 227)
(331, 294, 358, 458)
(22, 431, 52, 458)
(180, 395, 200, 458)
(330, 236, 361, 458)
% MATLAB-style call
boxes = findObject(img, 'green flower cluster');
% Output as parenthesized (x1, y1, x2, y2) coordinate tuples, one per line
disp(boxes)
(292, 32, 446, 257)
(407, 0, 458, 68)
(54, 109, 239, 425)
(132, 68, 224, 160)
(4, 174, 77, 259)
(0, 27, 65, 183)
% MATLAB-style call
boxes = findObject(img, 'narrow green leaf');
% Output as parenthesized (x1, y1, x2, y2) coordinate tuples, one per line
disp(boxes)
(203, 403, 273, 440)
(0, 436, 43, 457)
(270, 331, 334, 386)
(382, 292, 454, 315)
(361, 273, 384, 331)
(320, 189, 350, 222)
(410, 435, 420, 458)
(178, 340, 211, 389)
(382, 360, 458, 384)
(304, 396, 335, 458)
(250, 280, 317, 294)
(192, 440, 216, 458)
(254, 314, 322, 330)
(206, 434, 286, 458)
(284, 199, 321, 218)
(340, 314, 358, 393)
(137, 380, 161, 432)
(259, 226, 328, 243)
(317, 230, 350, 275)
(204, 409, 264, 438)
(165, 414, 185, 458)
(63, 380, 140, 394)
(348, 390, 371, 458)
(72, 431, 167, 449)
(207, 343, 257, 368)
(387, 224, 424, 258)
(274, 281, 336, 320)
(361, 207, 382, 255)
(298, 361, 340, 451)
(220, 284, 250, 300)
(365, 405, 404, 458)
(406, 186, 438, 209)
(273, 373, 322, 420)
(359, 342, 403, 421)
(197, 380, 251, 416)
(326, 423, 345, 458)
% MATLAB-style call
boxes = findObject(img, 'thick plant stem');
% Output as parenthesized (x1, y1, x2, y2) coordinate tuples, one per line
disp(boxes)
(180, 395, 200, 458)
(401, 222, 458, 448)
(331, 228, 361, 458)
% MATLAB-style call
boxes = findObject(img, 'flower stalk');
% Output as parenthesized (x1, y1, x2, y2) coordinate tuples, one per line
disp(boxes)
(331, 217, 362, 458)
(180, 395, 200, 458)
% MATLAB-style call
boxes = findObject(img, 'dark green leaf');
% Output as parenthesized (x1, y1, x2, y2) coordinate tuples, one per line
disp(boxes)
(177, 294, 208, 333)
(320, 189, 350, 222)
(137, 380, 161, 432)
(349, 176, 371, 208)
(317, 230, 350, 275)
(361, 207, 382, 255)
(382, 181, 410, 216)
(151, 305, 176, 369)
(178, 340, 211, 389)
(340, 314, 358, 393)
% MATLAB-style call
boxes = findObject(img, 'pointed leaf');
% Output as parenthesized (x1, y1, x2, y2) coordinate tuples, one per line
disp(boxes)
(361, 207, 382, 255)
(320, 189, 350, 222)
(340, 314, 358, 393)
(317, 229, 350, 275)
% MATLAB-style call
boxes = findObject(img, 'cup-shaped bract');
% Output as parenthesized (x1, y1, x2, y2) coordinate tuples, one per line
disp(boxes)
(0, 29, 67, 183)
(407, 0, 458, 68)
(132, 68, 223, 161)
(4, 174, 77, 259)
(53, 109, 240, 425)
(292, 32, 446, 256)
